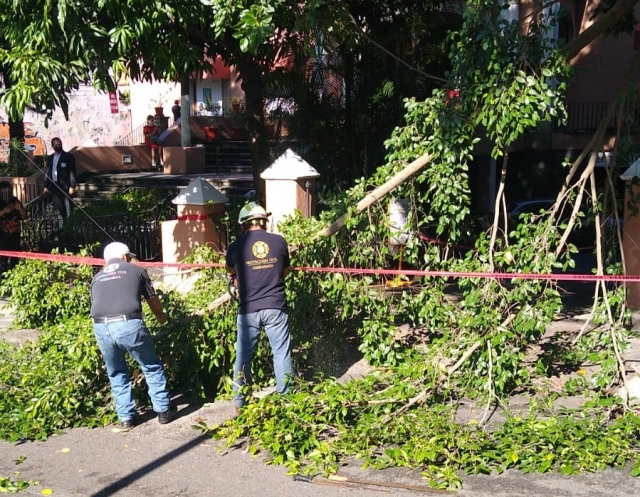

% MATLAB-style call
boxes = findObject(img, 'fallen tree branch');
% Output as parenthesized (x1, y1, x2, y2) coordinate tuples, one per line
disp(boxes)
(379, 389, 430, 425)
(488, 153, 509, 273)
(479, 339, 493, 426)
(551, 51, 640, 257)
(447, 340, 483, 376)
(313, 153, 432, 240)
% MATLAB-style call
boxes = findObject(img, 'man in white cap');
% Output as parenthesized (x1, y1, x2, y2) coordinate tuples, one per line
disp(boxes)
(90, 241, 176, 431)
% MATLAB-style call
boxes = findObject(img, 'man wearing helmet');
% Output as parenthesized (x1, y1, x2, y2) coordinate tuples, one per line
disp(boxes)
(225, 201, 293, 413)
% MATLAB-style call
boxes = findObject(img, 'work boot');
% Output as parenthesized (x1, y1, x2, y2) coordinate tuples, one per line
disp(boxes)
(157, 403, 177, 425)
(112, 418, 136, 433)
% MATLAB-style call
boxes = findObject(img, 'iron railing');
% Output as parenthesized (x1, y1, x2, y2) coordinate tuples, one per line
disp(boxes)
(556, 101, 640, 133)
(1, 183, 44, 205)
(114, 122, 147, 146)
(22, 192, 178, 261)
(64, 204, 175, 260)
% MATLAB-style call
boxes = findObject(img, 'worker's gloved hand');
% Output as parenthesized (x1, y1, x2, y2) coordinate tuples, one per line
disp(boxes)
(227, 275, 239, 301)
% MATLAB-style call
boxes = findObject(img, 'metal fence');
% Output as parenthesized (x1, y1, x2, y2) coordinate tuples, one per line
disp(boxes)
(114, 122, 147, 147)
(22, 194, 178, 261)
(1, 182, 44, 205)
(558, 101, 640, 133)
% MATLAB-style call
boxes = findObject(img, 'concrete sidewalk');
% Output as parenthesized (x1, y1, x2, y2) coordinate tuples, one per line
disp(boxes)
(1, 295, 640, 496)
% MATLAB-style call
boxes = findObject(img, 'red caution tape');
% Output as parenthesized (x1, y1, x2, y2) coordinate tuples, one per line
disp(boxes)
(0, 250, 638, 282)
(295, 266, 640, 282)
(0, 250, 224, 269)
(177, 214, 211, 221)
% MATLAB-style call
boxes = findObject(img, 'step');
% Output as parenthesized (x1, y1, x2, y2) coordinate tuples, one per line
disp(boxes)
(203, 140, 252, 174)
(76, 172, 255, 203)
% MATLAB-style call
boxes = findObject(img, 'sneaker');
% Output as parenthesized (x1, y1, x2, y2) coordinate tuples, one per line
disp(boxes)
(157, 403, 177, 425)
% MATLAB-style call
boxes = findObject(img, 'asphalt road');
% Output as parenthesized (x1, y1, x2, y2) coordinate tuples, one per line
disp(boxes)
(1, 397, 639, 497)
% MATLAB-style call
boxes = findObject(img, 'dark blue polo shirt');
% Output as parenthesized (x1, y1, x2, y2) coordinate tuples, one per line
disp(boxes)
(226, 229, 290, 314)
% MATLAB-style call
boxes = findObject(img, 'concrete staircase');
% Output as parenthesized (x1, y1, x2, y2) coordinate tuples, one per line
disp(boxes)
(74, 170, 254, 206)
(203, 140, 252, 175)
(71, 139, 254, 206)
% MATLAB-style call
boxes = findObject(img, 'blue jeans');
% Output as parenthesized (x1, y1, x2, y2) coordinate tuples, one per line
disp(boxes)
(233, 309, 293, 408)
(93, 319, 170, 422)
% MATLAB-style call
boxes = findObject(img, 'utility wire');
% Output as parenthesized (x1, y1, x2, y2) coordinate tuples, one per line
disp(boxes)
(346, 11, 448, 84)
(12, 143, 117, 242)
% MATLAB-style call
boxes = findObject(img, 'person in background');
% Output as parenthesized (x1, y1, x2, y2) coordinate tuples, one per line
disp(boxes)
(90, 241, 177, 431)
(225, 202, 294, 414)
(171, 99, 181, 123)
(0, 181, 27, 274)
(143, 115, 163, 170)
(44, 137, 76, 220)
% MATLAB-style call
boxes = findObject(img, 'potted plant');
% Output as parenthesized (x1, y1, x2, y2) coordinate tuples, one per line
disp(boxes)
(228, 101, 247, 140)
(150, 89, 171, 116)
(202, 95, 221, 141)
(118, 89, 131, 105)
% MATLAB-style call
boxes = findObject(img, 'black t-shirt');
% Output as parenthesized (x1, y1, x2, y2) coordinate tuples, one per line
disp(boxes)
(90, 259, 156, 318)
(226, 229, 290, 314)
(0, 196, 23, 249)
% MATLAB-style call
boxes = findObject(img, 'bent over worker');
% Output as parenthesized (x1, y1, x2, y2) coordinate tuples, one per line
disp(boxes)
(90, 242, 176, 431)
(225, 202, 294, 412)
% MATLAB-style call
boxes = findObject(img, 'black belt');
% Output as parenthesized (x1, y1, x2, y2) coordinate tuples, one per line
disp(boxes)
(92, 312, 142, 324)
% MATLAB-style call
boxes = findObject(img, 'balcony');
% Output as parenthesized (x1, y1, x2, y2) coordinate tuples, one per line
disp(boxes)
(555, 101, 640, 134)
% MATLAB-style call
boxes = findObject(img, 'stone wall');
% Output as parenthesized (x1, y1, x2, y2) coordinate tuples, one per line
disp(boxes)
(1, 84, 133, 155)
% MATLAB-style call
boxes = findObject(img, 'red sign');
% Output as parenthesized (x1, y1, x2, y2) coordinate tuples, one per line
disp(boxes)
(109, 92, 119, 114)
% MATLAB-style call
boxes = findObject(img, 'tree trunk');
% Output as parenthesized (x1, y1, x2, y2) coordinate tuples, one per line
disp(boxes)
(233, 52, 271, 202)
(0, 64, 27, 174)
(180, 73, 191, 147)
(344, 46, 355, 184)
(7, 118, 26, 176)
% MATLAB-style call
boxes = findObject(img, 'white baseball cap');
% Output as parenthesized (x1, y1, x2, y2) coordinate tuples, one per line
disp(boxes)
(103, 242, 137, 262)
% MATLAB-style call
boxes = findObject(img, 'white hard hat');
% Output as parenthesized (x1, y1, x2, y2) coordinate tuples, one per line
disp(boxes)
(238, 202, 269, 224)
(103, 242, 136, 262)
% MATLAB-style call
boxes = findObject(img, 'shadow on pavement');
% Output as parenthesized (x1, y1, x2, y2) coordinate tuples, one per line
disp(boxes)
(91, 432, 211, 497)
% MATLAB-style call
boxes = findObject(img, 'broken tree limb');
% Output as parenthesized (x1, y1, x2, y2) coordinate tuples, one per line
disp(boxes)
(328, 474, 453, 494)
(446, 340, 482, 376)
(446, 314, 516, 376)
(551, 50, 640, 257)
(173, 292, 233, 328)
(312, 153, 432, 240)
(379, 389, 430, 425)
